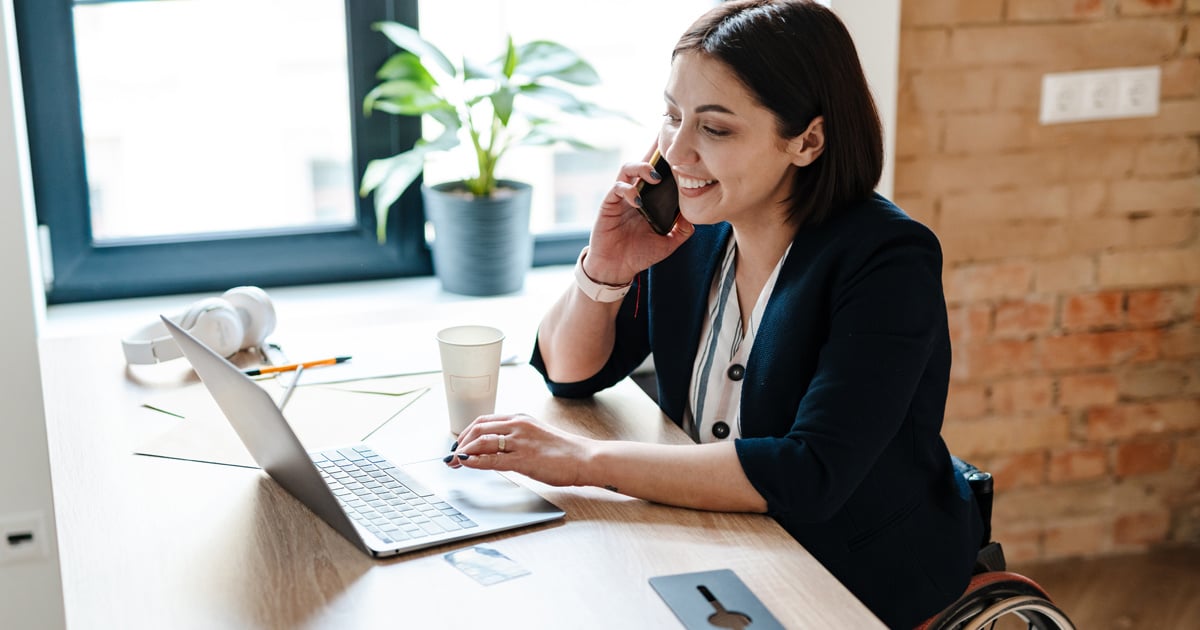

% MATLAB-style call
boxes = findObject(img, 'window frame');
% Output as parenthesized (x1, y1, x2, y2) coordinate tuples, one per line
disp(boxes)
(16, 0, 586, 304)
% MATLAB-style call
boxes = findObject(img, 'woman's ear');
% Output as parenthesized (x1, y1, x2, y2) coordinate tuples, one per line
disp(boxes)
(787, 116, 825, 167)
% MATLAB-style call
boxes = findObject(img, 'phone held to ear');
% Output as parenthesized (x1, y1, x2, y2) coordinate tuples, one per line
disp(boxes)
(636, 150, 680, 235)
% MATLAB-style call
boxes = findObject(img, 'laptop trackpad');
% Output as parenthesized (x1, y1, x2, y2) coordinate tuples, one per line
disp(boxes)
(402, 458, 564, 518)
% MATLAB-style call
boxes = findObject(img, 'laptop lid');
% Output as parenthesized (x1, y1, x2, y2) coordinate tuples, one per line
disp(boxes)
(160, 316, 563, 557)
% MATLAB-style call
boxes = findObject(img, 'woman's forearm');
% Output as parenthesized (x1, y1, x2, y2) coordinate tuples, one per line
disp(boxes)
(580, 440, 768, 513)
(536, 284, 624, 383)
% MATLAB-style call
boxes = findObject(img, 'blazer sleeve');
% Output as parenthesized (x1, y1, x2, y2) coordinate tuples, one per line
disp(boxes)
(734, 220, 949, 522)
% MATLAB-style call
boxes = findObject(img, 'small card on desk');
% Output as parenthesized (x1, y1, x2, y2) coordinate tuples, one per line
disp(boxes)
(444, 545, 531, 586)
(649, 569, 784, 630)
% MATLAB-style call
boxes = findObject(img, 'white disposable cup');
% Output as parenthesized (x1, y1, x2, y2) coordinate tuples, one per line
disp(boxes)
(436, 325, 505, 435)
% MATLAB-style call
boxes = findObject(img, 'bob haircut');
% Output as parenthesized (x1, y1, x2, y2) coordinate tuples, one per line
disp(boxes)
(673, 0, 883, 226)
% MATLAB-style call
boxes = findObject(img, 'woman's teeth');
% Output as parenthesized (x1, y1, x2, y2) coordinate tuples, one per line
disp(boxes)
(677, 175, 715, 189)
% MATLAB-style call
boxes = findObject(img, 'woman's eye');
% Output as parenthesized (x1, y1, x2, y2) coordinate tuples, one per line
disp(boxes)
(703, 126, 729, 137)
(662, 113, 681, 124)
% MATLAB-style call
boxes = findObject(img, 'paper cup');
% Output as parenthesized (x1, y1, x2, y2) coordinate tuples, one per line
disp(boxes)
(436, 325, 505, 435)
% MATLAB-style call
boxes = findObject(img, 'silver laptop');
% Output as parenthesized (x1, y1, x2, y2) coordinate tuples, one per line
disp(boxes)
(162, 316, 564, 558)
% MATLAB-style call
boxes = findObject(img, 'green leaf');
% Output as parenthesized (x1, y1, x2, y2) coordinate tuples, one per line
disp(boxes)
(513, 41, 600, 85)
(360, 151, 425, 242)
(359, 123, 462, 243)
(427, 108, 463, 136)
(373, 21, 457, 79)
(518, 83, 595, 116)
(463, 56, 500, 81)
(421, 125, 463, 152)
(375, 52, 436, 85)
(364, 80, 451, 116)
(502, 36, 518, 79)
(490, 87, 516, 127)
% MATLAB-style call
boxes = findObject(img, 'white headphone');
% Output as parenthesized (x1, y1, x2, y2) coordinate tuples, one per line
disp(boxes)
(122, 286, 277, 365)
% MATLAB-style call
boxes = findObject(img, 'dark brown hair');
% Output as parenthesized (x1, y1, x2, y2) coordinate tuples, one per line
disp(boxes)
(673, 0, 883, 226)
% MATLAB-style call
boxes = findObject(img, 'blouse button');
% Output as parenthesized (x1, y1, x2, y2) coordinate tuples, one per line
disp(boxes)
(712, 421, 731, 439)
(727, 364, 745, 381)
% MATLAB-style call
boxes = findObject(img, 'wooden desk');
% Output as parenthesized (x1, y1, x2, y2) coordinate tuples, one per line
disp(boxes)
(40, 327, 884, 629)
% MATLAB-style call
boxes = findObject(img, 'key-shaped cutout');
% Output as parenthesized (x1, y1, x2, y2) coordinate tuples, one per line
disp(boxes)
(698, 584, 753, 629)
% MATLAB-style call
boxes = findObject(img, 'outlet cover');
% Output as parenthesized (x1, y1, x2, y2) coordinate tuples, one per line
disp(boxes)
(1040, 72, 1085, 124)
(1116, 66, 1160, 118)
(1040, 66, 1160, 125)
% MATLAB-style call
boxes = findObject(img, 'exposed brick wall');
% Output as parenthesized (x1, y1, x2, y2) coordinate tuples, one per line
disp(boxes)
(895, 0, 1200, 562)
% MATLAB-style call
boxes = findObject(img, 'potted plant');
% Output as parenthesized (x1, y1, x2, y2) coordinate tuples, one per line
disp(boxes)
(359, 21, 621, 296)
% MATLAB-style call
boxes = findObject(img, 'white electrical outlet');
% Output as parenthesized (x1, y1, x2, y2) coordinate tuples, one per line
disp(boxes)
(1116, 66, 1160, 117)
(0, 511, 49, 565)
(1081, 72, 1119, 119)
(1040, 72, 1085, 124)
(1040, 66, 1160, 125)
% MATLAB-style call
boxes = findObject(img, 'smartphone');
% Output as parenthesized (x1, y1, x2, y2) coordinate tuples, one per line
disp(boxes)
(635, 150, 680, 235)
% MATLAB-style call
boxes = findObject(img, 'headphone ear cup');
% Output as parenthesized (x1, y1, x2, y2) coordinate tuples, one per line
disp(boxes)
(220, 286, 276, 348)
(184, 297, 244, 358)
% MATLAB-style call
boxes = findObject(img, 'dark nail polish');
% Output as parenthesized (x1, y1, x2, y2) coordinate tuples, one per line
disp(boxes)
(649, 169, 662, 181)
(450, 441, 458, 451)
(634, 196, 643, 207)
(442, 454, 454, 463)
(458, 453, 470, 460)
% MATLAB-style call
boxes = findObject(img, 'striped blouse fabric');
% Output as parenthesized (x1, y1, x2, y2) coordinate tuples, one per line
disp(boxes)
(683, 238, 792, 443)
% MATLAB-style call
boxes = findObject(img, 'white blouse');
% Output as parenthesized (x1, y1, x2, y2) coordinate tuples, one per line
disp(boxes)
(683, 238, 792, 443)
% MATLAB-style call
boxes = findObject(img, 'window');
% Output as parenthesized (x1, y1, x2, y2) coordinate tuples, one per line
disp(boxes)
(18, 0, 718, 304)
(19, 0, 424, 304)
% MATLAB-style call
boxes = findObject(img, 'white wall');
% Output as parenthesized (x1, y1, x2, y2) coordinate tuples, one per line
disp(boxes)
(830, 0, 901, 198)
(0, 0, 65, 626)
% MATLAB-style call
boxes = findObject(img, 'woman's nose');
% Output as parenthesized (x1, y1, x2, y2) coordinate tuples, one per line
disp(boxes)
(662, 129, 695, 168)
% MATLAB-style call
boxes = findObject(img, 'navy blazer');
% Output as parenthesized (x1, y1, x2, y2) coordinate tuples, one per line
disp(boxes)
(532, 194, 983, 628)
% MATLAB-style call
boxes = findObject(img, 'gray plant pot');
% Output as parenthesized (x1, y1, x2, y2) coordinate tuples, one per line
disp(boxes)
(421, 179, 533, 296)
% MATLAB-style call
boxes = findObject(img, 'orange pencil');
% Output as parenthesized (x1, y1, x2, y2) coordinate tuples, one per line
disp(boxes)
(243, 356, 351, 376)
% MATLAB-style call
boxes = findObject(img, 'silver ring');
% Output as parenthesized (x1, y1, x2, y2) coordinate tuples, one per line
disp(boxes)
(497, 434, 506, 452)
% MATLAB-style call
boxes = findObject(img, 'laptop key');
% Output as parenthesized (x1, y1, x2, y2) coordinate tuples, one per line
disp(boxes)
(418, 520, 445, 535)
(381, 467, 435, 497)
(431, 515, 460, 531)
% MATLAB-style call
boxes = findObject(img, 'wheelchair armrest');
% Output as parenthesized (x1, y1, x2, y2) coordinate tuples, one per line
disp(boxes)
(951, 456, 994, 548)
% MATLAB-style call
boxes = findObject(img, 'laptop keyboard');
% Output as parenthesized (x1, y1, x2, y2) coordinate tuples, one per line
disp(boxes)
(312, 446, 477, 545)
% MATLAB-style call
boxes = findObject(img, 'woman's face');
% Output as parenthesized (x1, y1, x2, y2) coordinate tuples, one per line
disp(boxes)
(660, 52, 799, 229)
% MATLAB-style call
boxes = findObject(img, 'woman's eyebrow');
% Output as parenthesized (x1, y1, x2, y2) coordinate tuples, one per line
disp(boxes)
(664, 93, 735, 115)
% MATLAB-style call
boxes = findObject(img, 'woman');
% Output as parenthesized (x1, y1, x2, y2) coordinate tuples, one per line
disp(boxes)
(446, 1, 982, 626)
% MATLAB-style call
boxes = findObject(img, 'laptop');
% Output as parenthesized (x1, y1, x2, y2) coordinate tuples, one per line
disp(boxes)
(161, 316, 564, 558)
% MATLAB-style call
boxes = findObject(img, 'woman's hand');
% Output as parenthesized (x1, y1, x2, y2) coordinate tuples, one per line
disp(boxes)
(444, 413, 595, 488)
(581, 145, 695, 286)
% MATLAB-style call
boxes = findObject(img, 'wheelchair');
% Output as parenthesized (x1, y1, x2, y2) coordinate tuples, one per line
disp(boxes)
(916, 458, 1077, 630)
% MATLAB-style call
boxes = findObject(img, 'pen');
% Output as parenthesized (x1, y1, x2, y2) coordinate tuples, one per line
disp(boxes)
(244, 356, 352, 376)
(277, 365, 304, 412)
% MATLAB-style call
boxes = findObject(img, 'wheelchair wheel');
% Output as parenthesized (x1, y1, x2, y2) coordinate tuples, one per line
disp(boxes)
(964, 594, 1076, 630)
(921, 572, 1076, 630)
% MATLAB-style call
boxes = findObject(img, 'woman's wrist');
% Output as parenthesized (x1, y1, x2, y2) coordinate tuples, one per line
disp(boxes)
(575, 438, 610, 490)
(580, 247, 633, 286)
(574, 247, 633, 303)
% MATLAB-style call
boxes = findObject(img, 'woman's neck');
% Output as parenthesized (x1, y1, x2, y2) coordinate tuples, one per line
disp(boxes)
(728, 219, 797, 328)
(729, 220, 797, 283)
